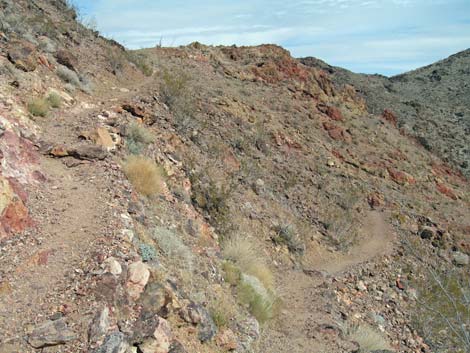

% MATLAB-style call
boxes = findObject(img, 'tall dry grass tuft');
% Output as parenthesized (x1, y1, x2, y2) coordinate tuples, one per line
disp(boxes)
(123, 156, 164, 197)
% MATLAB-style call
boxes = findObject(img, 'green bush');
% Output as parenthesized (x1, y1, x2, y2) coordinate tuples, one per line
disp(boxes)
(28, 98, 49, 117)
(139, 243, 158, 262)
(126, 51, 153, 76)
(126, 122, 154, 154)
(272, 223, 305, 254)
(412, 267, 470, 352)
(47, 92, 62, 108)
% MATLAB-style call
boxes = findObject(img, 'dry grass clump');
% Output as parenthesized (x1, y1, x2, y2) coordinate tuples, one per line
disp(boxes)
(28, 98, 49, 117)
(343, 323, 391, 352)
(47, 92, 62, 108)
(222, 236, 278, 324)
(123, 156, 164, 197)
(126, 122, 154, 154)
(223, 237, 274, 290)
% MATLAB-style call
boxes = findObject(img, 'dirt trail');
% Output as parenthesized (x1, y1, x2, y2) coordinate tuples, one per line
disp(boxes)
(0, 84, 141, 350)
(257, 211, 395, 353)
(308, 211, 396, 274)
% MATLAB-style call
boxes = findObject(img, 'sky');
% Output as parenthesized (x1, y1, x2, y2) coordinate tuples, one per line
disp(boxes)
(72, 0, 470, 76)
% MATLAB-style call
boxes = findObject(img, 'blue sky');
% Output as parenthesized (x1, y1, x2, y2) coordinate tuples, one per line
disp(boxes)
(73, 0, 470, 76)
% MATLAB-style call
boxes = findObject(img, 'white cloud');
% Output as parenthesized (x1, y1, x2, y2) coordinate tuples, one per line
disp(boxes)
(75, 0, 470, 75)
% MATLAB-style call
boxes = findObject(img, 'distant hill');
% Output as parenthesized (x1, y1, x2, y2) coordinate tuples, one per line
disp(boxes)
(301, 49, 470, 177)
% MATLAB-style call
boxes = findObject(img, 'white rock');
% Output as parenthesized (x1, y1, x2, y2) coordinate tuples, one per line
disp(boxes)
(103, 257, 122, 276)
(127, 261, 150, 300)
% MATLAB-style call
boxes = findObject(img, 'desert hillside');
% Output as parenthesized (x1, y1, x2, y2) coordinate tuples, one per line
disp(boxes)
(302, 49, 470, 178)
(0, 1, 469, 353)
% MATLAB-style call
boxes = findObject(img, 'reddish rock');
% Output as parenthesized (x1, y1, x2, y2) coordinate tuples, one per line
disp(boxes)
(387, 168, 416, 185)
(216, 329, 238, 351)
(326, 106, 344, 121)
(38, 55, 52, 70)
(367, 192, 385, 209)
(382, 109, 398, 127)
(314, 70, 335, 96)
(0, 198, 33, 235)
(55, 49, 79, 71)
(323, 122, 351, 143)
(122, 103, 146, 118)
(436, 182, 458, 200)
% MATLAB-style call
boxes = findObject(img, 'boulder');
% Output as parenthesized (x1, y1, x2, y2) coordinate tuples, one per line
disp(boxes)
(27, 318, 77, 348)
(7, 40, 37, 72)
(126, 261, 150, 300)
(216, 329, 238, 351)
(55, 49, 79, 72)
(68, 145, 108, 160)
(93, 332, 129, 353)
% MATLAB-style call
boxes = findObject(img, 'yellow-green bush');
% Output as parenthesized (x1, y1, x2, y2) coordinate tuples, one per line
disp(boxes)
(123, 156, 164, 197)
(28, 98, 49, 117)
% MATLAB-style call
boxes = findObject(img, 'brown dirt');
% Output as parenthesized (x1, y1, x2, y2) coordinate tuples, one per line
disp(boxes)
(256, 211, 396, 353)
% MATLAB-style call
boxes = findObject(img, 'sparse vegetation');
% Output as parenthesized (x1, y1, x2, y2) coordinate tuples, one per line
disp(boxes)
(47, 92, 62, 108)
(343, 323, 392, 352)
(56, 65, 93, 94)
(126, 122, 154, 154)
(123, 156, 165, 197)
(139, 243, 158, 262)
(160, 68, 195, 130)
(56, 65, 81, 87)
(272, 223, 305, 254)
(153, 226, 194, 272)
(412, 267, 470, 352)
(126, 51, 153, 76)
(222, 237, 278, 323)
(209, 296, 236, 328)
(28, 98, 49, 117)
(190, 173, 232, 235)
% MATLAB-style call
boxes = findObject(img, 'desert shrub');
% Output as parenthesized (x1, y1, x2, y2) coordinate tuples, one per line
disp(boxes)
(139, 243, 158, 262)
(222, 261, 242, 286)
(272, 223, 305, 254)
(56, 65, 93, 94)
(209, 296, 236, 329)
(238, 274, 276, 324)
(223, 237, 274, 290)
(153, 226, 193, 272)
(160, 68, 191, 107)
(28, 98, 49, 117)
(47, 92, 62, 108)
(123, 156, 164, 197)
(56, 65, 81, 86)
(222, 237, 278, 324)
(343, 323, 391, 353)
(160, 68, 195, 130)
(190, 174, 232, 235)
(412, 267, 470, 352)
(126, 51, 153, 76)
(126, 122, 154, 154)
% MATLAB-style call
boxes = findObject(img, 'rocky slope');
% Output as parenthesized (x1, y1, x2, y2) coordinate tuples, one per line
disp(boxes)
(301, 49, 470, 178)
(0, 1, 469, 353)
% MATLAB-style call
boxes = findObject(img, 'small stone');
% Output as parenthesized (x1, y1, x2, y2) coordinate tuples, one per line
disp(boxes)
(216, 329, 238, 351)
(126, 261, 150, 300)
(356, 280, 367, 291)
(103, 257, 122, 276)
(88, 307, 111, 345)
(93, 332, 129, 353)
(453, 251, 469, 266)
(419, 226, 435, 240)
(28, 318, 77, 348)
(136, 316, 172, 353)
